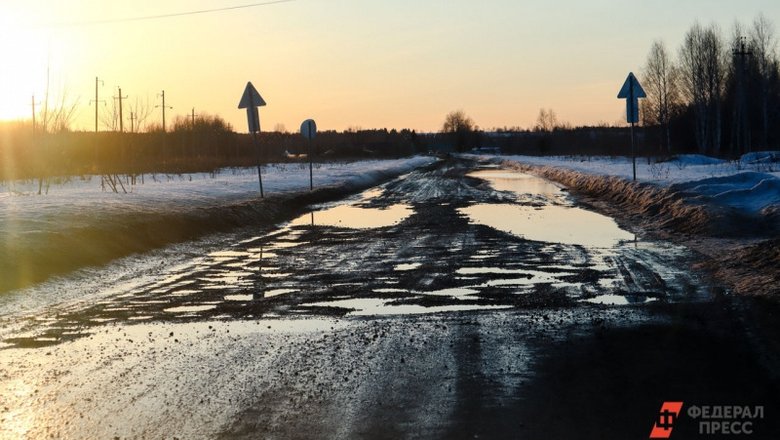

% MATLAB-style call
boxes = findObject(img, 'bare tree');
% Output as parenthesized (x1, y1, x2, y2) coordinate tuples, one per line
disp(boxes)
(679, 22, 726, 155)
(129, 96, 154, 133)
(39, 87, 79, 133)
(750, 13, 778, 149)
(534, 108, 559, 132)
(100, 98, 119, 131)
(642, 40, 680, 153)
(49, 94, 80, 133)
(442, 110, 474, 133)
(442, 110, 476, 152)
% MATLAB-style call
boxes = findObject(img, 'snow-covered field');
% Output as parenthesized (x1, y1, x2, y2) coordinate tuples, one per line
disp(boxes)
(0, 157, 436, 294)
(1, 157, 435, 234)
(1, 157, 435, 210)
(492, 152, 780, 215)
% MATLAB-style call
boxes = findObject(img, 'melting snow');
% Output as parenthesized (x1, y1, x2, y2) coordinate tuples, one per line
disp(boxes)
(480, 152, 780, 215)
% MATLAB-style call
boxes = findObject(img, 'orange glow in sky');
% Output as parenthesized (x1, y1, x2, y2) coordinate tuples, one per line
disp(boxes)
(1, 0, 779, 132)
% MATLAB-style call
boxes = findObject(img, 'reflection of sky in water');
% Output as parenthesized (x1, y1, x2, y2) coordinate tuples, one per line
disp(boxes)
(164, 305, 217, 313)
(464, 169, 634, 248)
(290, 203, 413, 229)
(459, 204, 634, 248)
(304, 298, 511, 316)
(582, 294, 659, 305)
(468, 169, 562, 195)
(394, 262, 421, 271)
(264, 288, 298, 298)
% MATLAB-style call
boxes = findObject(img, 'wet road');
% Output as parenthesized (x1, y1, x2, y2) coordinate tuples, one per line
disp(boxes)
(1, 158, 779, 439)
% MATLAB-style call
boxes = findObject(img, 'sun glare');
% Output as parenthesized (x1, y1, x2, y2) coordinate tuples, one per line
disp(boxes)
(0, 13, 48, 122)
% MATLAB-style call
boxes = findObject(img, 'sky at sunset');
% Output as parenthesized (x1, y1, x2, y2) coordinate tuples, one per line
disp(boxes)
(2, 0, 780, 133)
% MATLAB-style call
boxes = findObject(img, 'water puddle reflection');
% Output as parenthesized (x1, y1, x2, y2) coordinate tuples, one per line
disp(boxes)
(464, 169, 634, 248)
(163, 305, 217, 314)
(290, 203, 413, 229)
(582, 294, 659, 305)
(264, 288, 298, 298)
(394, 263, 421, 271)
(459, 204, 634, 248)
(304, 298, 511, 316)
(224, 294, 254, 301)
(469, 169, 563, 195)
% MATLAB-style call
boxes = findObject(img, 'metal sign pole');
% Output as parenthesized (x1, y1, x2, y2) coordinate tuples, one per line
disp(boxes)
(253, 128, 264, 197)
(250, 98, 263, 197)
(630, 121, 636, 181)
(308, 121, 314, 191)
(618, 72, 645, 183)
(238, 81, 267, 197)
(629, 75, 636, 182)
(300, 119, 317, 191)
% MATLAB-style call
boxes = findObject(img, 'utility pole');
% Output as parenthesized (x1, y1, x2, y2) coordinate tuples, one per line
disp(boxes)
(114, 87, 128, 132)
(89, 77, 105, 132)
(191, 107, 198, 128)
(733, 37, 752, 156)
(156, 90, 173, 132)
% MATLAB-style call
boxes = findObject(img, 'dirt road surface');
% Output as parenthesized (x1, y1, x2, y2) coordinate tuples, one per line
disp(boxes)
(2, 158, 779, 439)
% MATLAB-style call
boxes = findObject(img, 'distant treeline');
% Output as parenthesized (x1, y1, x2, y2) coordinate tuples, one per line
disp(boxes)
(0, 121, 655, 182)
(0, 118, 428, 181)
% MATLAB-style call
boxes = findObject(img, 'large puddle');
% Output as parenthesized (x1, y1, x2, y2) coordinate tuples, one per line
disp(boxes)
(462, 170, 634, 248)
(290, 203, 413, 229)
(289, 187, 413, 229)
(468, 169, 562, 195)
(459, 204, 634, 248)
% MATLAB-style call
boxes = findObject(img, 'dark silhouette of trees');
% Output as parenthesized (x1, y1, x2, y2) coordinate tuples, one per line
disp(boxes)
(749, 14, 778, 150)
(534, 108, 559, 132)
(678, 22, 726, 156)
(642, 40, 680, 154)
(642, 14, 780, 157)
(442, 110, 476, 152)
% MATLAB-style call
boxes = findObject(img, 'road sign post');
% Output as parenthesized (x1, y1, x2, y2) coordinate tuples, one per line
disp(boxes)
(618, 72, 646, 181)
(300, 119, 317, 191)
(238, 82, 267, 196)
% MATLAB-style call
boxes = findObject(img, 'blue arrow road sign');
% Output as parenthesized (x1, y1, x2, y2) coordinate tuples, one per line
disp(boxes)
(617, 72, 646, 124)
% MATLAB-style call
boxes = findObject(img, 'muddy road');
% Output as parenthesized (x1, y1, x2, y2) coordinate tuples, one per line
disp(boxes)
(1, 158, 779, 439)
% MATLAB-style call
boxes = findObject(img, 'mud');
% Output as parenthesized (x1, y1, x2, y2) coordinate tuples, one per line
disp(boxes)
(1, 157, 779, 439)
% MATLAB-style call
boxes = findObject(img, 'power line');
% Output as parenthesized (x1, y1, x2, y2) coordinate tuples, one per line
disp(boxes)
(43, 0, 295, 28)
